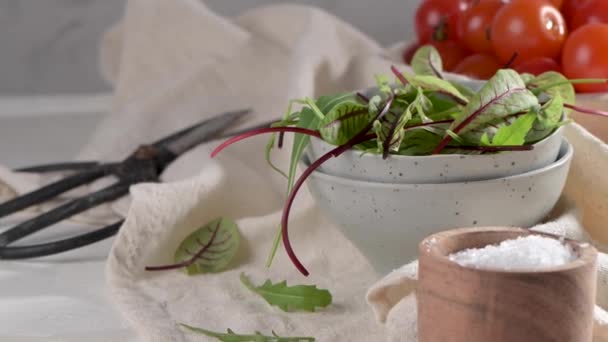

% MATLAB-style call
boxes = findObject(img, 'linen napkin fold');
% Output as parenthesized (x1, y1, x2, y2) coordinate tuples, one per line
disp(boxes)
(0, 1, 607, 341)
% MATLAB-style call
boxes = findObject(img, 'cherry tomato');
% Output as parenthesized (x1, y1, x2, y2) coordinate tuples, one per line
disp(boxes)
(415, 0, 469, 43)
(452, 53, 502, 79)
(548, 0, 563, 8)
(561, 0, 591, 24)
(430, 40, 471, 71)
(402, 42, 422, 65)
(491, 0, 567, 64)
(562, 23, 608, 93)
(570, 0, 608, 31)
(458, 0, 505, 54)
(513, 57, 561, 75)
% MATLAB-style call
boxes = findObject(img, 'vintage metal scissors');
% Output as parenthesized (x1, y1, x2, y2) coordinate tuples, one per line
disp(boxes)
(0, 109, 265, 259)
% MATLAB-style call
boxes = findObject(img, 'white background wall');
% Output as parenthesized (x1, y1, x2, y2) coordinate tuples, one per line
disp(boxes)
(0, 0, 421, 94)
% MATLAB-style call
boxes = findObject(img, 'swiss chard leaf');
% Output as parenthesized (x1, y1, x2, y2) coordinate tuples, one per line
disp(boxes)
(411, 45, 443, 78)
(526, 94, 564, 143)
(398, 129, 443, 155)
(240, 273, 332, 312)
(318, 94, 370, 145)
(144, 218, 241, 274)
(180, 324, 315, 342)
(482, 111, 537, 146)
(402, 73, 469, 105)
(449, 69, 539, 135)
(527, 71, 575, 111)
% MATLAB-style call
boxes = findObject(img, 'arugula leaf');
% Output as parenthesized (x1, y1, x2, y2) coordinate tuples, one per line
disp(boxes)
(484, 111, 537, 146)
(526, 93, 564, 143)
(448, 69, 539, 135)
(180, 324, 315, 342)
(411, 45, 443, 78)
(146, 218, 241, 274)
(240, 273, 332, 312)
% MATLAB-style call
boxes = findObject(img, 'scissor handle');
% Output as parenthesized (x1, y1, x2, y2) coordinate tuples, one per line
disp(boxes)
(0, 220, 123, 259)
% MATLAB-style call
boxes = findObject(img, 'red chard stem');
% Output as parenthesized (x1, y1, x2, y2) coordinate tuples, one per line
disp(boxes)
(211, 127, 321, 158)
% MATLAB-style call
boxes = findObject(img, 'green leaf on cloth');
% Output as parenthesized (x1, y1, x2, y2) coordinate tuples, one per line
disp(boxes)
(173, 218, 241, 275)
(240, 273, 332, 312)
(180, 323, 315, 342)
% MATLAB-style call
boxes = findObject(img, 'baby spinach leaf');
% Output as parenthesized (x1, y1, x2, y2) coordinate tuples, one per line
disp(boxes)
(240, 273, 332, 312)
(485, 111, 537, 146)
(318, 94, 370, 145)
(180, 324, 315, 342)
(145, 218, 240, 274)
(448, 69, 538, 135)
(526, 94, 564, 143)
(411, 45, 443, 78)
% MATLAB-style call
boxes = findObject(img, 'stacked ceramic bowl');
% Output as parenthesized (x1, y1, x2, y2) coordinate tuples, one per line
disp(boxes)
(304, 129, 573, 275)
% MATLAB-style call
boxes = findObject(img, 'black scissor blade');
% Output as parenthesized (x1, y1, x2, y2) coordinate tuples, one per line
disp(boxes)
(163, 109, 250, 156)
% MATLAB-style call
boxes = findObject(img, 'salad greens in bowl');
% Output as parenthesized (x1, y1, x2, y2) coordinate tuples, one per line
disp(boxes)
(303, 139, 573, 274)
(212, 45, 608, 276)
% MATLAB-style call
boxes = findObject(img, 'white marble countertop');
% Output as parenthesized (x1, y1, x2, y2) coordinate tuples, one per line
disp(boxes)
(0, 94, 137, 341)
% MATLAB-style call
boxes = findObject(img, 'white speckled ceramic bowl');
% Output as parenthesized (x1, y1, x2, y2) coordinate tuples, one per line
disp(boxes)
(307, 127, 563, 184)
(305, 139, 573, 275)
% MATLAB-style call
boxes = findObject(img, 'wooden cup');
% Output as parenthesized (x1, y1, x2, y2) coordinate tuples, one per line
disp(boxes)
(417, 227, 597, 342)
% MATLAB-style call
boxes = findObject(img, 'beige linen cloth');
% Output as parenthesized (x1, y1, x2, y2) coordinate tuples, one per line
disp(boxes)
(1, 1, 608, 340)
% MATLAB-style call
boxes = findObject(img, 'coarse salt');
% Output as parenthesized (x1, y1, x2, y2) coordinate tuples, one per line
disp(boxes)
(448, 235, 577, 270)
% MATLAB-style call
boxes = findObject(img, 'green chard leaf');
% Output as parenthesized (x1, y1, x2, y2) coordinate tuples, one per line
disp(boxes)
(240, 273, 332, 312)
(398, 129, 443, 156)
(483, 111, 537, 146)
(448, 69, 539, 136)
(180, 324, 315, 342)
(526, 93, 565, 143)
(318, 93, 370, 145)
(527, 71, 575, 110)
(173, 218, 240, 275)
(401, 72, 469, 105)
(520, 73, 536, 84)
(411, 45, 443, 78)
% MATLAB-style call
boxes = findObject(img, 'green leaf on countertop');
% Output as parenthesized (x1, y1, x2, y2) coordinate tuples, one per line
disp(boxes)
(240, 273, 332, 312)
(180, 324, 315, 342)
(448, 69, 539, 135)
(411, 45, 443, 78)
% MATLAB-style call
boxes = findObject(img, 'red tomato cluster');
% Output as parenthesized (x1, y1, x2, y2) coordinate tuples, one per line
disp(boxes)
(404, 0, 608, 93)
